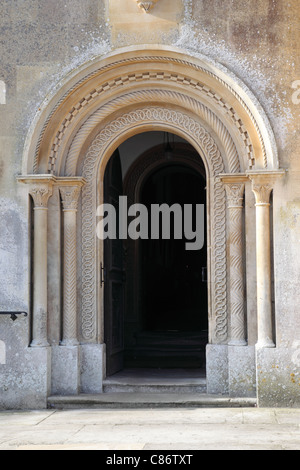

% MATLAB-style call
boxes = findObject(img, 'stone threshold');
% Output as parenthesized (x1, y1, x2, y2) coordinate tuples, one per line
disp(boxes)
(48, 393, 257, 409)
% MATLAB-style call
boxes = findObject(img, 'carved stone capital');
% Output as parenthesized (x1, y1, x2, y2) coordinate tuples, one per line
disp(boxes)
(247, 171, 285, 206)
(251, 183, 273, 206)
(58, 178, 86, 211)
(219, 174, 247, 208)
(17, 175, 55, 209)
(136, 0, 159, 13)
(30, 186, 53, 209)
(60, 186, 81, 211)
(224, 183, 245, 208)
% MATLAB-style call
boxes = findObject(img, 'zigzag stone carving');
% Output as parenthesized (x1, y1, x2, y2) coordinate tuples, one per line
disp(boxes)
(60, 183, 84, 346)
(80, 106, 227, 343)
(224, 182, 247, 345)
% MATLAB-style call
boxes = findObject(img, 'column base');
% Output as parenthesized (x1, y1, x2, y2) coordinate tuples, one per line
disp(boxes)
(30, 339, 50, 348)
(60, 339, 79, 347)
(256, 340, 275, 349)
(228, 339, 248, 346)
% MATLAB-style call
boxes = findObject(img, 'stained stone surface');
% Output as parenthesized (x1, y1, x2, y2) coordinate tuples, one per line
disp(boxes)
(0, 0, 299, 409)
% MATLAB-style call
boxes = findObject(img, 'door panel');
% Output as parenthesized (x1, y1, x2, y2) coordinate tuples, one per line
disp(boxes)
(104, 149, 125, 376)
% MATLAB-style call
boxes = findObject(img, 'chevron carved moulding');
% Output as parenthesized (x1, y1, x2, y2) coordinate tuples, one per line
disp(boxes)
(136, 0, 159, 13)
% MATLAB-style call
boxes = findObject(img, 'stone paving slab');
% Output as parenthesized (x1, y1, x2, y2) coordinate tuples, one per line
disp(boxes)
(0, 408, 299, 450)
(47, 393, 257, 409)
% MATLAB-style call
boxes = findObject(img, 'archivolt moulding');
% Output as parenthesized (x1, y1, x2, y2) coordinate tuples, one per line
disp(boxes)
(26, 48, 278, 176)
(64, 88, 241, 177)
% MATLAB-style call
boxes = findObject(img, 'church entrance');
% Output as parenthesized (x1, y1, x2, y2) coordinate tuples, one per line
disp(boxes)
(104, 133, 208, 377)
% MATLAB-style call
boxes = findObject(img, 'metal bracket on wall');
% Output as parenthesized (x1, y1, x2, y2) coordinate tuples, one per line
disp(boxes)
(0, 312, 28, 322)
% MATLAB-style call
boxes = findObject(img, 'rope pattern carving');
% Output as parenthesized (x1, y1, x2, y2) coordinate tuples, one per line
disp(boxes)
(66, 89, 240, 176)
(62, 215, 78, 343)
(48, 75, 250, 174)
(33, 55, 268, 173)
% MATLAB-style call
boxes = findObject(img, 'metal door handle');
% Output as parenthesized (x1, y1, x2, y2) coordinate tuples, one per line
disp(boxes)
(100, 263, 106, 288)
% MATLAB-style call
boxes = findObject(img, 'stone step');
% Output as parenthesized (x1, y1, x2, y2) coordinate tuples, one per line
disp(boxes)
(103, 368, 207, 393)
(103, 381, 207, 394)
(48, 393, 257, 410)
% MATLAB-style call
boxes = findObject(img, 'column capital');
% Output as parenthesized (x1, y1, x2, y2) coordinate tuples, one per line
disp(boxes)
(224, 183, 245, 208)
(17, 175, 56, 208)
(219, 174, 248, 209)
(60, 186, 82, 211)
(247, 170, 285, 206)
(58, 178, 86, 211)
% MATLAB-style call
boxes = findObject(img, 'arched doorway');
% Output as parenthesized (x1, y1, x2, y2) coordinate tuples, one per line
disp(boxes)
(104, 133, 209, 376)
(19, 47, 280, 398)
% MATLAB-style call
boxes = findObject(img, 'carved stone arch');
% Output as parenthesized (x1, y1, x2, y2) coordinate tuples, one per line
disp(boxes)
(18, 47, 283, 397)
(23, 47, 278, 176)
(64, 88, 241, 177)
(79, 106, 227, 345)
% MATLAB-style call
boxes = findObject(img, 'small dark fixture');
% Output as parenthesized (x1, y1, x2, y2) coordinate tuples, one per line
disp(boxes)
(0, 312, 28, 322)
(164, 132, 174, 160)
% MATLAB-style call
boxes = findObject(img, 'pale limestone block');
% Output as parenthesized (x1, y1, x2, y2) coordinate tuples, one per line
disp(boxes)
(228, 345, 256, 398)
(80, 344, 105, 394)
(0, 341, 6, 365)
(108, 0, 184, 45)
(206, 344, 229, 395)
(0, 81, 6, 105)
(51, 346, 80, 396)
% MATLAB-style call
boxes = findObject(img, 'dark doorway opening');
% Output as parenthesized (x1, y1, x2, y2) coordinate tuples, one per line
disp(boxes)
(125, 162, 208, 369)
(104, 133, 208, 376)
(140, 164, 208, 333)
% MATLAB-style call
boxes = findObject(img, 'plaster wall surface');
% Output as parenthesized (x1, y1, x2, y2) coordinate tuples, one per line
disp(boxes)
(0, 0, 299, 408)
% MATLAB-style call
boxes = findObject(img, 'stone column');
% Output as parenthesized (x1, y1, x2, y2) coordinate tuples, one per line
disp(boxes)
(59, 179, 85, 347)
(221, 175, 248, 346)
(248, 171, 284, 348)
(30, 185, 53, 347)
(18, 176, 55, 347)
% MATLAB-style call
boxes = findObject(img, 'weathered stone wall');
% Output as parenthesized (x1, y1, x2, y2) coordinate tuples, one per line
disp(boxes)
(0, 0, 299, 408)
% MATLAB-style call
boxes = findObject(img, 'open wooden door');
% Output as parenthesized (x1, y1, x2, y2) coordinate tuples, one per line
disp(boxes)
(104, 149, 125, 376)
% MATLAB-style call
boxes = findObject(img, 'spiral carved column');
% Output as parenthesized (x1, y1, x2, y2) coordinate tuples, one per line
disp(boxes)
(60, 179, 85, 346)
(221, 175, 247, 346)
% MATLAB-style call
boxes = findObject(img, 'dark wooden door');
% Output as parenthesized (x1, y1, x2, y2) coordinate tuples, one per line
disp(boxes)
(104, 149, 125, 376)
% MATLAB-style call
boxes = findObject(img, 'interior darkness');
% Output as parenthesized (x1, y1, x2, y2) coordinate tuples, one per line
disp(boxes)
(140, 164, 208, 333)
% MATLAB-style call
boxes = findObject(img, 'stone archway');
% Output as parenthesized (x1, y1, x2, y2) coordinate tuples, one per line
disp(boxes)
(82, 106, 228, 349)
(18, 47, 283, 397)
